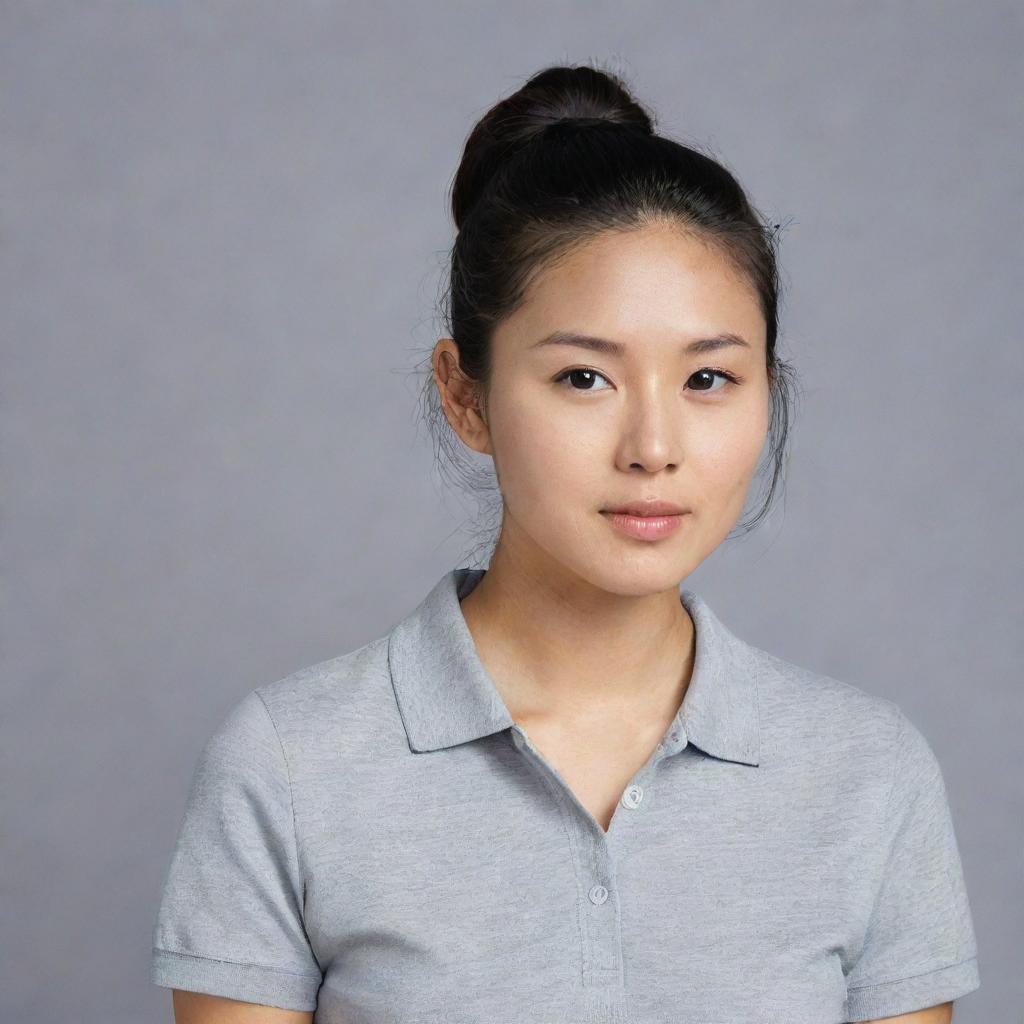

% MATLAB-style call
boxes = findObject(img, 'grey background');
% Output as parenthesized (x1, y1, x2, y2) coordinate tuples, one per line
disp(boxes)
(2, 3, 1020, 1021)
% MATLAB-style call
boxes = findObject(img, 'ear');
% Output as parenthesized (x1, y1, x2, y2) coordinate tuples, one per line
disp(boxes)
(432, 339, 492, 455)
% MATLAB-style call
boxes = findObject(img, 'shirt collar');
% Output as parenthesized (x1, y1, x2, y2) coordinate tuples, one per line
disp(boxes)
(387, 567, 760, 767)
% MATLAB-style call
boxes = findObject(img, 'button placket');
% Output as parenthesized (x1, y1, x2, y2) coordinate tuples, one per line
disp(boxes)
(657, 724, 687, 756)
(509, 723, 622, 986)
(583, 870, 618, 977)
(620, 783, 644, 809)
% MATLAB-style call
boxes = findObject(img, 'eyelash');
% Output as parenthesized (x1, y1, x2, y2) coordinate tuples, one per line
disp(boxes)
(552, 366, 744, 393)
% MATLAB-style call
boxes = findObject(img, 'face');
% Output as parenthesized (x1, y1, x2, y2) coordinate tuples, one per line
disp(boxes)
(434, 220, 771, 598)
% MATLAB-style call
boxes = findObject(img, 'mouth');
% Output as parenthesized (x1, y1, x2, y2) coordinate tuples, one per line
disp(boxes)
(599, 506, 690, 541)
(600, 500, 690, 517)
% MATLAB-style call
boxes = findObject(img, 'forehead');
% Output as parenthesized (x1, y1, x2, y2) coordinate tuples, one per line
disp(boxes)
(505, 220, 766, 352)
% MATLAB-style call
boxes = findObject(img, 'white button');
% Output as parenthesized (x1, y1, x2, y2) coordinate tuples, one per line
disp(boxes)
(621, 784, 643, 809)
(588, 884, 609, 905)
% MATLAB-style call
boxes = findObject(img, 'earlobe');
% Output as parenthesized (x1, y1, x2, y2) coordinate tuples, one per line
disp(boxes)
(460, 404, 493, 456)
(439, 385, 492, 456)
(431, 339, 495, 455)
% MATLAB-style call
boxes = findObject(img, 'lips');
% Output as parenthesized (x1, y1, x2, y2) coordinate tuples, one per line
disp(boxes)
(601, 500, 690, 517)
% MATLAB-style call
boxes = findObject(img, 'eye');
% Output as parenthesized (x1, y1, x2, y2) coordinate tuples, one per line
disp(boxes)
(687, 367, 743, 393)
(553, 367, 613, 392)
(552, 366, 744, 394)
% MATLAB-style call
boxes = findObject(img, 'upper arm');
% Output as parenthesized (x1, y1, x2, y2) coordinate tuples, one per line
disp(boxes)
(151, 691, 322, 1010)
(172, 990, 314, 1024)
(857, 1000, 953, 1023)
(843, 709, 979, 1020)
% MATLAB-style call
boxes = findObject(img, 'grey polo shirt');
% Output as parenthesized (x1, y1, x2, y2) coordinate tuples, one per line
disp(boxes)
(151, 566, 980, 1023)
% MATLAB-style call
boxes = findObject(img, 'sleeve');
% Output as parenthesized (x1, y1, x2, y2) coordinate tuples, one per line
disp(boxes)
(150, 689, 323, 1011)
(843, 708, 980, 1021)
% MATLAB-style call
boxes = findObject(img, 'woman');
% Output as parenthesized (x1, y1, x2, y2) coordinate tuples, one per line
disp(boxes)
(151, 64, 980, 1024)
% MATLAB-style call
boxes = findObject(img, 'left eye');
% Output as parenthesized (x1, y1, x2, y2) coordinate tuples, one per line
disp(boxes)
(553, 367, 740, 393)
(686, 368, 739, 392)
(554, 368, 612, 391)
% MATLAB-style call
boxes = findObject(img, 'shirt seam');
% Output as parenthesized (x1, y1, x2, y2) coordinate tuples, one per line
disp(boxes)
(253, 689, 320, 968)
(841, 703, 905, 986)
(254, 691, 301, 872)
(881, 703, 907, 830)
(858, 705, 907, 935)
(152, 945, 323, 979)
(846, 953, 977, 992)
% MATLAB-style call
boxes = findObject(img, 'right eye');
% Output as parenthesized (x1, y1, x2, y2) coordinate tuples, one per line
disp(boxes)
(553, 367, 613, 392)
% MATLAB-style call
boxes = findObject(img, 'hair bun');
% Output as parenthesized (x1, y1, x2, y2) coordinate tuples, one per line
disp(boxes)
(451, 64, 654, 229)
(526, 65, 654, 135)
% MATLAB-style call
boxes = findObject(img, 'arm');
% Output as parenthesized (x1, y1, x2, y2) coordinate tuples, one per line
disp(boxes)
(151, 692, 322, 1011)
(860, 1000, 953, 1023)
(173, 990, 314, 1024)
(843, 711, 979, 1022)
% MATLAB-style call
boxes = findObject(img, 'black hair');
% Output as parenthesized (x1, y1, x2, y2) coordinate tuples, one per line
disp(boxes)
(417, 61, 801, 567)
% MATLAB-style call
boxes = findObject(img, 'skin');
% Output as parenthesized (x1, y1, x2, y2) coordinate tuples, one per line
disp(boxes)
(170, 990, 951, 1023)
(171, 990, 313, 1022)
(170, 220, 954, 1023)
(437, 220, 770, 734)
(434, 218, 953, 1024)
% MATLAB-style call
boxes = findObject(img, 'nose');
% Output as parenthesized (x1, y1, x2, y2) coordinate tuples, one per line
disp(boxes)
(614, 386, 683, 474)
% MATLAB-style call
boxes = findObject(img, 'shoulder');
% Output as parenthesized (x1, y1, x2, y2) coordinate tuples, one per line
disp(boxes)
(736, 641, 959, 849)
(254, 632, 391, 716)
(232, 633, 397, 767)
(186, 635, 392, 787)
(744, 639, 914, 774)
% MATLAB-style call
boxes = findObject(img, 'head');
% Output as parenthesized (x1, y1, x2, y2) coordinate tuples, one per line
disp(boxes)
(422, 63, 799, 597)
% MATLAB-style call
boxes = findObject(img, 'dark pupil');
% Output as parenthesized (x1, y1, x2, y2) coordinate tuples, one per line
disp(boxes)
(569, 369, 716, 389)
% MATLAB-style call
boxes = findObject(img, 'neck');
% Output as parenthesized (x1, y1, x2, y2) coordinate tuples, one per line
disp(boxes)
(457, 542, 695, 727)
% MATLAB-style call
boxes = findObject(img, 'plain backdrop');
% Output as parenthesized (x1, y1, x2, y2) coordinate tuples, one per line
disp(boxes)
(2, 2, 1021, 1021)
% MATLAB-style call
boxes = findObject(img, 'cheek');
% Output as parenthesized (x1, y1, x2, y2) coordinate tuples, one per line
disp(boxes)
(691, 403, 769, 495)
(488, 392, 602, 505)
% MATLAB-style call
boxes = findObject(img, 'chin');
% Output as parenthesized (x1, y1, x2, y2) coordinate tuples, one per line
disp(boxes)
(569, 556, 690, 599)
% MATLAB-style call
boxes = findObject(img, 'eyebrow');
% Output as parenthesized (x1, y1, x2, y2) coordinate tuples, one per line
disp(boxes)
(529, 330, 751, 357)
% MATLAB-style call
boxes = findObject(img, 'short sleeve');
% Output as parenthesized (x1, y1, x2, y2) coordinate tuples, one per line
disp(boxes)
(844, 708, 980, 1021)
(150, 690, 323, 1011)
